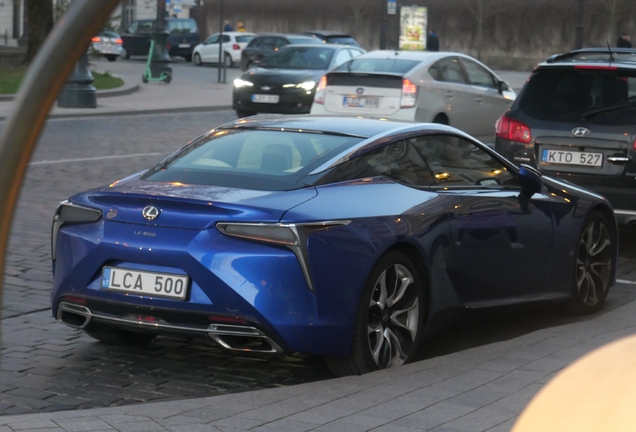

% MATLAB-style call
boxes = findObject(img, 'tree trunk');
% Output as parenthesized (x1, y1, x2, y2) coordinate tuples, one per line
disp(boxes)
(23, 0, 54, 64)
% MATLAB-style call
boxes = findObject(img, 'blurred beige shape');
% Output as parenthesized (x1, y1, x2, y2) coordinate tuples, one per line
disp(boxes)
(512, 334, 636, 432)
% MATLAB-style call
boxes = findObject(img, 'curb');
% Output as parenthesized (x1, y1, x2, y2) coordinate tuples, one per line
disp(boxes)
(0, 80, 140, 103)
(0, 105, 234, 122)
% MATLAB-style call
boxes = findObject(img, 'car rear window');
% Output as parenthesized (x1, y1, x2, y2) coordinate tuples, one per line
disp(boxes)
(287, 37, 323, 44)
(142, 130, 363, 191)
(333, 58, 420, 74)
(519, 68, 636, 125)
(262, 46, 335, 70)
(236, 35, 255, 43)
(326, 36, 359, 46)
(168, 19, 198, 34)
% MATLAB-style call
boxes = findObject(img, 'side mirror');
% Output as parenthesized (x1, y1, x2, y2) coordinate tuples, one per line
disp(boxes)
(498, 80, 509, 94)
(518, 164, 542, 196)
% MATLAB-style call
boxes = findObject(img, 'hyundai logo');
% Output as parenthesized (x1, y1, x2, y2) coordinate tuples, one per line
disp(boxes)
(572, 127, 590, 137)
(356, 87, 364, 95)
(142, 206, 160, 221)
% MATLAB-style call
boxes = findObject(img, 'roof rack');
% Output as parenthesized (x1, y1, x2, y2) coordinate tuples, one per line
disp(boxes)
(546, 47, 636, 63)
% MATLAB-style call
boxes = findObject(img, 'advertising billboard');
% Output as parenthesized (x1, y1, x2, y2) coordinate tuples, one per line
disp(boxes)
(399, 6, 428, 51)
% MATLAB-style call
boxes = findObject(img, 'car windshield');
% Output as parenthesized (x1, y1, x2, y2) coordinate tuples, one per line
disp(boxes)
(333, 58, 420, 74)
(519, 68, 636, 125)
(262, 47, 335, 70)
(142, 129, 363, 191)
(168, 19, 198, 34)
(287, 37, 323, 44)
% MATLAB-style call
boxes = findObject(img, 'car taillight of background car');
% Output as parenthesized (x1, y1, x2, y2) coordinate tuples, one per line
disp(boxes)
(496, 115, 532, 144)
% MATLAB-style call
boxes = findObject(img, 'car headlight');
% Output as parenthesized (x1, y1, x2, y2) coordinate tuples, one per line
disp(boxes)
(297, 81, 316, 91)
(51, 200, 102, 261)
(233, 78, 254, 88)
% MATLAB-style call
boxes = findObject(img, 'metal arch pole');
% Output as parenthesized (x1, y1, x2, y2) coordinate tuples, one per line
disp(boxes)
(0, 0, 121, 317)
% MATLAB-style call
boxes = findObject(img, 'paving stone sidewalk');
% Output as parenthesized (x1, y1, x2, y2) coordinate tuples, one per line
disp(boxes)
(1, 286, 635, 432)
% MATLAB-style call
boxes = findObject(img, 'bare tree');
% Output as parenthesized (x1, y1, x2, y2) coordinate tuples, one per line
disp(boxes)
(590, 0, 632, 43)
(461, 0, 506, 59)
(23, 0, 54, 64)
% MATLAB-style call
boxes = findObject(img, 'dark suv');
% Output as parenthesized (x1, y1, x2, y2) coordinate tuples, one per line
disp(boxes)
(495, 48, 636, 225)
(239, 34, 322, 71)
(121, 18, 199, 61)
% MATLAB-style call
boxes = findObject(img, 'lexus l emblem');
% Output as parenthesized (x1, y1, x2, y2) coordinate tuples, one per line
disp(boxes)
(356, 87, 364, 95)
(572, 127, 590, 137)
(142, 206, 160, 221)
(261, 86, 271, 91)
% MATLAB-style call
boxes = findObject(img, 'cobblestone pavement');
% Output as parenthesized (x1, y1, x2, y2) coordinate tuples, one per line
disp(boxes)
(1, 111, 636, 417)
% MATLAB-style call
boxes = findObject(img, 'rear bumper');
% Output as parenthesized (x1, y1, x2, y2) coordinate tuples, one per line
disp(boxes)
(310, 103, 416, 120)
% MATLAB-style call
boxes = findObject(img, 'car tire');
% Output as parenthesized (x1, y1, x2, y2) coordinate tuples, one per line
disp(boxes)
(224, 53, 233, 68)
(105, 54, 117, 62)
(433, 114, 449, 125)
(565, 211, 614, 315)
(194, 53, 202, 66)
(84, 323, 157, 345)
(325, 250, 426, 376)
(235, 109, 256, 118)
(121, 47, 130, 60)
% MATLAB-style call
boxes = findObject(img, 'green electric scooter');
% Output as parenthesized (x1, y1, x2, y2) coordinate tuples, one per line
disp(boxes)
(142, 39, 172, 84)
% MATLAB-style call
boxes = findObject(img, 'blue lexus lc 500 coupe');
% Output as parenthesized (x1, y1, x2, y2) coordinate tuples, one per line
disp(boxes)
(51, 116, 617, 376)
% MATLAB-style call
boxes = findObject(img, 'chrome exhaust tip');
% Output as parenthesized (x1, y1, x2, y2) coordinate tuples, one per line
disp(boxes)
(207, 324, 283, 354)
(57, 302, 92, 329)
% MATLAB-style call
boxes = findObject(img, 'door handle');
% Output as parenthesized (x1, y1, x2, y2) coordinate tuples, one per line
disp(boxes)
(475, 97, 483, 103)
(607, 156, 630, 164)
(445, 91, 454, 99)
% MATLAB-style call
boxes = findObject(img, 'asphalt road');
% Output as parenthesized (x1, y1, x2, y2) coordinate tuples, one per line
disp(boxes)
(0, 111, 635, 415)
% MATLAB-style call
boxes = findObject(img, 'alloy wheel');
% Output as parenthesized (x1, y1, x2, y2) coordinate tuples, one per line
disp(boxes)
(576, 219, 612, 306)
(367, 263, 420, 369)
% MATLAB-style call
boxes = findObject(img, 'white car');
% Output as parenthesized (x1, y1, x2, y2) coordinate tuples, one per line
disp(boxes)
(310, 51, 517, 143)
(91, 30, 123, 62)
(192, 32, 256, 68)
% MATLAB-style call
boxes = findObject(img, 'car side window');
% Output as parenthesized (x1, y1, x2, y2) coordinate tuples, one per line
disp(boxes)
(206, 35, 219, 44)
(333, 50, 352, 67)
(461, 58, 497, 88)
(348, 49, 364, 58)
(126, 22, 138, 35)
(275, 38, 288, 49)
(259, 37, 277, 50)
(410, 135, 517, 187)
(222, 35, 231, 43)
(319, 141, 436, 187)
(428, 58, 466, 84)
(246, 38, 260, 48)
(138, 21, 154, 35)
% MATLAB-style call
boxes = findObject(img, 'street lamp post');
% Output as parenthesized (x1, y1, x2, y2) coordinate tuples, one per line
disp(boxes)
(217, 0, 225, 84)
(151, 0, 172, 80)
(575, 0, 585, 50)
(380, 0, 388, 50)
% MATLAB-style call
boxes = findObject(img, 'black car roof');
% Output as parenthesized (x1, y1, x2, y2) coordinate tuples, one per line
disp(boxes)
(540, 48, 636, 68)
(302, 31, 353, 37)
(218, 115, 416, 139)
(256, 33, 316, 40)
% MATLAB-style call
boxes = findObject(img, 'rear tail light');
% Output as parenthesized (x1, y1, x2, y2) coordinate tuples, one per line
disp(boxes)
(633, 137, 636, 151)
(495, 115, 531, 144)
(314, 76, 327, 104)
(115, 38, 123, 45)
(232, 44, 240, 50)
(400, 78, 417, 108)
(91, 37, 101, 43)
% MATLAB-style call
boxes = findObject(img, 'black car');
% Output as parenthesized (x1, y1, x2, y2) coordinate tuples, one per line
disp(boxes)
(233, 44, 365, 118)
(495, 48, 636, 225)
(239, 34, 323, 71)
(300, 30, 361, 47)
(120, 18, 199, 61)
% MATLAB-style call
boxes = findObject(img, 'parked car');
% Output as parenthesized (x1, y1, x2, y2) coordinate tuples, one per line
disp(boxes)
(300, 30, 361, 47)
(192, 32, 255, 68)
(240, 34, 323, 71)
(495, 48, 636, 225)
(233, 44, 365, 117)
(51, 115, 617, 377)
(120, 18, 200, 61)
(310, 51, 516, 143)
(91, 30, 123, 62)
